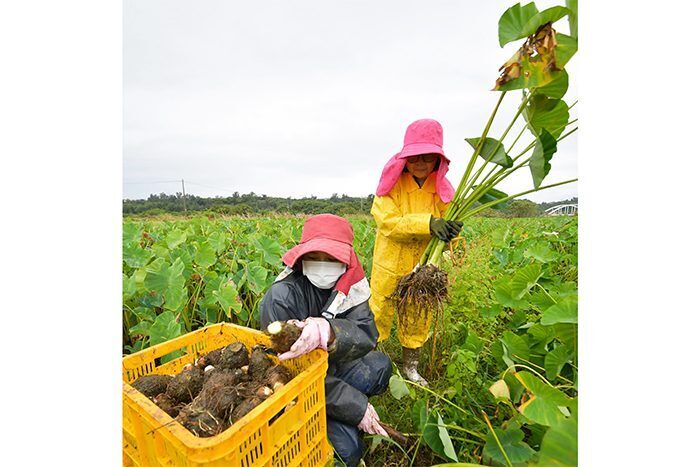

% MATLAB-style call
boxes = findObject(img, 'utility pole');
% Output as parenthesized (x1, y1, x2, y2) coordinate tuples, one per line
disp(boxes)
(181, 179, 187, 213)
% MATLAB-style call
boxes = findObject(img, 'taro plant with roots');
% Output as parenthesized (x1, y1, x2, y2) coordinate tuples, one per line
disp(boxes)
(394, 1, 579, 320)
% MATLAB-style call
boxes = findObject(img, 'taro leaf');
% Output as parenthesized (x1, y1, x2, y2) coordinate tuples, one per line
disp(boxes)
(144, 258, 187, 312)
(253, 237, 283, 267)
(212, 279, 242, 319)
(498, 2, 539, 47)
(123, 273, 137, 300)
(131, 306, 157, 324)
(165, 229, 187, 250)
(521, 6, 572, 39)
(554, 323, 578, 349)
(530, 288, 557, 311)
(511, 263, 543, 298)
(194, 241, 217, 269)
(474, 185, 509, 210)
(147, 311, 183, 347)
(465, 333, 484, 354)
(245, 264, 269, 294)
(515, 371, 572, 426)
(529, 129, 558, 189)
(525, 95, 569, 139)
(545, 344, 575, 380)
(423, 411, 458, 462)
(537, 68, 568, 99)
(494, 23, 563, 91)
(412, 399, 429, 432)
(483, 427, 536, 465)
(489, 379, 511, 400)
(480, 304, 502, 321)
(504, 371, 525, 403)
(494, 277, 530, 309)
(536, 414, 578, 466)
(500, 331, 530, 368)
(527, 323, 557, 352)
(555, 33, 578, 68)
(466, 137, 513, 167)
(541, 295, 578, 325)
(123, 244, 154, 269)
(129, 320, 152, 338)
(207, 231, 227, 254)
(566, 0, 578, 40)
(524, 242, 558, 263)
(123, 223, 142, 245)
(389, 375, 410, 400)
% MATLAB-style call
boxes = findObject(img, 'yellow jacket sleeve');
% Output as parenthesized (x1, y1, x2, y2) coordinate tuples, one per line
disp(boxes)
(371, 195, 432, 243)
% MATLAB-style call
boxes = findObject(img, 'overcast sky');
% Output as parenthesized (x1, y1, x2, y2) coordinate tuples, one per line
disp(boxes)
(124, 0, 577, 203)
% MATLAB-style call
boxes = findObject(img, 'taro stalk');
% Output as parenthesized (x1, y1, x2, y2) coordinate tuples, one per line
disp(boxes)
(394, 1, 579, 314)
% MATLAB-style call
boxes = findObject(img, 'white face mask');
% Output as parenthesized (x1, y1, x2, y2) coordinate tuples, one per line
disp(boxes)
(302, 260, 347, 289)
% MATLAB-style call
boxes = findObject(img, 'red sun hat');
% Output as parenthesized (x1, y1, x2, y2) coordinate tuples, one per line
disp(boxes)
(281, 214, 366, 295)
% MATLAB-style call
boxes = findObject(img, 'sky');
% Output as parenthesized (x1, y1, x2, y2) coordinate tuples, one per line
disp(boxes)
(123, 0, 577, 203)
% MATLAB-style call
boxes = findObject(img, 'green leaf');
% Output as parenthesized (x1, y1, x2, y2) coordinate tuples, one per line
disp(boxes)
(466, 137, 513, 167)
(542, 295, 578, 325)
(537, 415, 578, 466)
(498, 2, 539, 47)
(510, 263, 543, 298)
(389, 375, 410, 400)
(554, 323, 578, 349)
(144, 258, 187, 312)
(480, 304, 502, 321)
(166, 229, 187, 250)
(494, 278, 530, 309)
(244, 264, 269, 294)
(537, 69, 568, 99)
(412, 399, 429, 433)
(529, 129, 558, 189)
(147, 311, 183, 346)
(123, 273, 137, 300)
(212, 279, 242, 319)
(194, 241, 217, 269)
(501, 331, 530, 368)
(483, 427, 536, 465)
(527, 323, 557, 353)
(207, 231, 227, 254)
(545, 344, 574, 380)
(524, 241, 558, 263)
(423, 411, 458, 462)
(521, 6, 571, 39)
(515, 371, 573, 426)
(474, 186, 509, 210)
(555, 33, 578, 68)
(123, 244, 154, 269)
(253, 237, 283, 267)
(123, 223, 142, 245)
(129, 321, 152, 337)
(566, 0, 578, 40)
(525, 95, 569, 139)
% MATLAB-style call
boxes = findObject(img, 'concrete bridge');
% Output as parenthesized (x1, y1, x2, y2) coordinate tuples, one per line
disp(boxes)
(544, 204, 578, 216)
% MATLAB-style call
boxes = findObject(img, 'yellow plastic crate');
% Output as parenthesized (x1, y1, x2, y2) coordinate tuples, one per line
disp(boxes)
(122, 323, 333, 467)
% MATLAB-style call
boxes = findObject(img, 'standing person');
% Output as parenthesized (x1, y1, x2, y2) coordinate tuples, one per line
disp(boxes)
(259, 214, 391, 467)
(369, 118, 462, 386)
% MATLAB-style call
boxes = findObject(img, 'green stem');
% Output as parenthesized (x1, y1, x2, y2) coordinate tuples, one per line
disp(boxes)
(535, 283, 557, 304)
(482, 411, 514, 467)
(403, 379, 474, 419)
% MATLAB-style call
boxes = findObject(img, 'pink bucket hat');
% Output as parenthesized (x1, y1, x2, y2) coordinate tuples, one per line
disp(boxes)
(376, 119, 456, 202)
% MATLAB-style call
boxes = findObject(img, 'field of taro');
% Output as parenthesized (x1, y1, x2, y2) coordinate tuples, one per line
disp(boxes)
(123, 214, 578, 466)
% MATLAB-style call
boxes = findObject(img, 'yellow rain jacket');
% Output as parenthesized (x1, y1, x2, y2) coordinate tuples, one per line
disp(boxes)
(369, 171, 448, 348)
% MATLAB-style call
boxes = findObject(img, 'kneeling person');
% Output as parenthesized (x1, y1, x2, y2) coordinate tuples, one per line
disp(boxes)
(259, 214, 391, 467)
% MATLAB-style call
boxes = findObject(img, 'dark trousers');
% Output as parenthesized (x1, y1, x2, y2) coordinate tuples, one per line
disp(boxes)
(327, 351, 392, 467)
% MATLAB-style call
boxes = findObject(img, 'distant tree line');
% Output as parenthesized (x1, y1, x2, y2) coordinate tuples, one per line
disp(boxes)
(122, 192, 578, 218)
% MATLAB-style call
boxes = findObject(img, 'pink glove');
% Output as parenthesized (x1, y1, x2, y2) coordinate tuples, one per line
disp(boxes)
(278, 317, 332, 361)
(358, 403, 388, 436)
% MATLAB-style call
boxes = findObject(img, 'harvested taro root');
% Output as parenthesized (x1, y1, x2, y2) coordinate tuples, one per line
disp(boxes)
(265, 321, 302, 354)
(176, 405, 224, 438)
(131, 374, 173, 398)
(248, 345, 274, 377)
(192, 384, 242, 424)
(230, 396, 264, 421)
(166, 367, 205, 404)
(202, 368, 245, 388)
(153, 393, 182, 418)
(196, 346, 225, 369)
(219, 342, 250, 370)
(264, 365, 293, 392)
